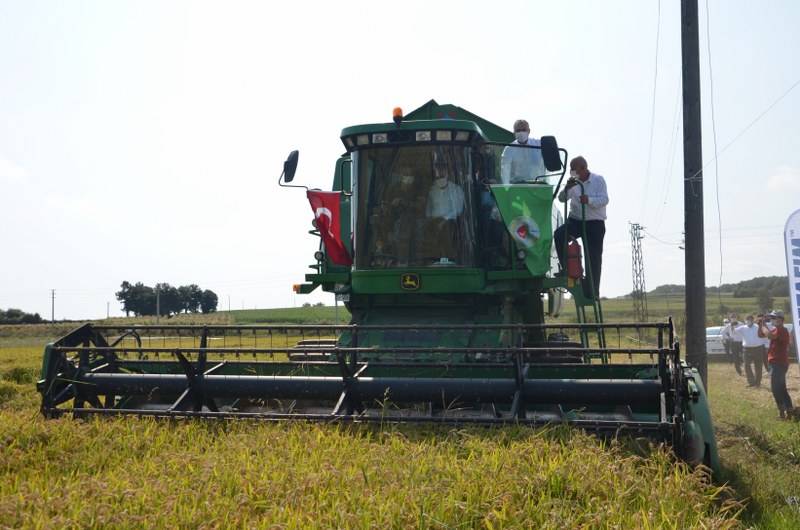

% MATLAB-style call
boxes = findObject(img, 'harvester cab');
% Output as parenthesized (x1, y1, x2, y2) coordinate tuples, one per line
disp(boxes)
(37, 100, 719, 473)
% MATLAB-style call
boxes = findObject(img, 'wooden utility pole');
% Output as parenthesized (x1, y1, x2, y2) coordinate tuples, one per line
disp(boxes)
(681, 0, 707, 385)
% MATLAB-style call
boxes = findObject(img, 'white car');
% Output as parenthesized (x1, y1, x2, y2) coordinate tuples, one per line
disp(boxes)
(705, 326, 727, 358)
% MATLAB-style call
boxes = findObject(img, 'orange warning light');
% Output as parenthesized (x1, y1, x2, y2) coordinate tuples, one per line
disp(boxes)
(392, 107, 403, 125)
(292, 284, 301, 294)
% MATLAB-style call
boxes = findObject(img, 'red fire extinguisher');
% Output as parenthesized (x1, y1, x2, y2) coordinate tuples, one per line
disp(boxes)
(567, 239, 583, 279)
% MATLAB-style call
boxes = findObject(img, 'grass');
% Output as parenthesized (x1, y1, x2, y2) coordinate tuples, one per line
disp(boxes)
(4, 304, 798, 527)
(709, 362, 800, 528)
(229, 306, 349, 325)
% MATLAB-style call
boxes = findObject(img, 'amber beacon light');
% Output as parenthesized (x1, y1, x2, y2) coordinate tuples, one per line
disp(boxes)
(392, 107, 403, 125)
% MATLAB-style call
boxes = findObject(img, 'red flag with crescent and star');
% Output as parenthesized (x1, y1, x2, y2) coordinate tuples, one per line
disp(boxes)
(306, 190, 352, 266)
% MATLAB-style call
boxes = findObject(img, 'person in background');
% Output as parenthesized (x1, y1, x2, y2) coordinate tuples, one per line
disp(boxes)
(729, 316, 744, 376)
(757, 313, 771, 370)
(759, 311, 794, 419)
(554, 156, 609, 299)
(721, 318, 732, 362)
(500, 119, 544, 184)
(737, 315, 763, 387)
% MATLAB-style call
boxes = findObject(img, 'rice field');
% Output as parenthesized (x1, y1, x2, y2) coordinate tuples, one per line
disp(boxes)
(2, 303, 797, 528)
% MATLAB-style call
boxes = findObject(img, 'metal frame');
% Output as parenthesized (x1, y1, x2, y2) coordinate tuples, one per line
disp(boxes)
(39, 322, 679, 423)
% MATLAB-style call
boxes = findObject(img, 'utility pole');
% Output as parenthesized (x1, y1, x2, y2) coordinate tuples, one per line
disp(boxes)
(156, 285, 160, 323)
(681, 0, 707, 385)
(106, 301, 110, 319)
(228, 295, 231, 313)
(51, 289, 55, 323)
(630, 223, 649, 324)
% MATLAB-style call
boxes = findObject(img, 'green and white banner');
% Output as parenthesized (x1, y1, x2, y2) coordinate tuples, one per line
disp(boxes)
(490, 184, 553, 276)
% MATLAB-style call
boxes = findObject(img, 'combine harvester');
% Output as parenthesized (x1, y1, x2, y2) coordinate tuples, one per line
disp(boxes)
(38, 101, 718, 471)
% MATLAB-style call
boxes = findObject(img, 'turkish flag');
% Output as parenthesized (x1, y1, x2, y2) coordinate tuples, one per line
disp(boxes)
(306, 190, 352, 266)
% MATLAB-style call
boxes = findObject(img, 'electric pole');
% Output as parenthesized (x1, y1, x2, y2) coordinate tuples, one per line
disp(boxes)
(107, 301, 110, 319)
(156, 285, 160, 323)
(51, 289, 55, 323)
(630, 223, 649, 324)
(681, 0, 707, 385)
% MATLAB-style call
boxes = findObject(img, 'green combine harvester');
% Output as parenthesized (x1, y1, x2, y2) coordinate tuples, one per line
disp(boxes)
(38, 100, 718, 471)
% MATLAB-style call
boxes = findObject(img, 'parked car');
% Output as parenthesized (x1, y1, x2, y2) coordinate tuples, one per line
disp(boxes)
(706, 326, 727, 359)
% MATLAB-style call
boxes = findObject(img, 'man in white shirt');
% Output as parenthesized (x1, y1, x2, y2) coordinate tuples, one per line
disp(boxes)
(737, 315, 764, 386)
(426, 176, 465, 221)
(554, 156, 609, 298)
(729, 317, 744, 376)
(424, 173, 466, 263)
(500, 119, 544, 184)
(721, 318, 732, 358)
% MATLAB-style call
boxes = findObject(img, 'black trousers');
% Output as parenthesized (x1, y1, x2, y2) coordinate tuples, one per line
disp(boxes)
(731, 342, 743, 375)
(744, 346, 763, 386)
(770, 364, 793, 413)
(554, 218, 605, 297)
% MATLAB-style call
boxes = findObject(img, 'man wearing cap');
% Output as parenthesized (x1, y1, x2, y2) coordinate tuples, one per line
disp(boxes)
(500, 119, 544, 184)
(759, 311, 794, 419)
(554, 156, 609, 298)
(736, 315, 763, 387)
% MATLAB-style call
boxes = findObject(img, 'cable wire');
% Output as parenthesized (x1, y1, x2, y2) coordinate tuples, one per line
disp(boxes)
(684, 75, 800, 184)
(640, 0, 661, 221)
(705, 0, 723, 310)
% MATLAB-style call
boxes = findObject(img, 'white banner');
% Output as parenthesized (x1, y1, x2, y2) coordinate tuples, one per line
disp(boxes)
(784, 208, 800, 363)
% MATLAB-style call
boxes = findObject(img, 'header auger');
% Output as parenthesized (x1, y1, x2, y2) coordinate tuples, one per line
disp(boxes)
(38, 100, 718, 473)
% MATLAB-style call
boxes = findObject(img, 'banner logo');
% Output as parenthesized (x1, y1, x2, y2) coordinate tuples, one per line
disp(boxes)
(508, 216, 541, 248)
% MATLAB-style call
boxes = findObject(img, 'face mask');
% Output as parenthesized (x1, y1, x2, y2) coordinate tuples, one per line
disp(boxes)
(435, 177, 447, 188)
(570, 170, 578, 179)
(515, 131, 529, 143)
(746, 320, 753, 326)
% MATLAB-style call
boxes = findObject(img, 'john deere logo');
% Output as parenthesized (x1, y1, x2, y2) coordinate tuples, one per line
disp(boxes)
(401, 273, 420, 291)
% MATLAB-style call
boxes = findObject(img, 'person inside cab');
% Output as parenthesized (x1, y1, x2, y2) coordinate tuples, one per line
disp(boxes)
(424, 159, 465, 264)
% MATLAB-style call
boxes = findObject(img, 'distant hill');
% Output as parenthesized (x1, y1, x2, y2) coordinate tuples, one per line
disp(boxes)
(633, 276, 789, 298)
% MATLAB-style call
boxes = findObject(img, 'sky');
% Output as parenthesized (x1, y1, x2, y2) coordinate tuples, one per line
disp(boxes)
(1, 0, 799, 319)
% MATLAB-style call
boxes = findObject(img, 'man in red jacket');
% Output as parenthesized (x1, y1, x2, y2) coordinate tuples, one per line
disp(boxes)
(759, 311, 794, 419)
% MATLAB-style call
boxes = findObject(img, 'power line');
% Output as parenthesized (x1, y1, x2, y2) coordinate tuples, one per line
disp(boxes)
(640, 0, 662, 220)
(653, 79, 683, 231)
(705, 0, 723, 311)
(684, 75, 800, 184)
(643, 229, 681, 247)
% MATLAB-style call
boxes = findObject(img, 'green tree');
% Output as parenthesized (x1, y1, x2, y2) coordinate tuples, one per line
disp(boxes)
(177, 285, 202, 313)
(155, 283, 181, 317)
(200, 290, 218, 313)
(116, 281, 133, 317)
(757, 287, 773, 313)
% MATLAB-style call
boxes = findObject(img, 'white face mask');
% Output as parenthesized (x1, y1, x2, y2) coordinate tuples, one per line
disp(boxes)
(435, 177, 447, 188)
(570, 170, 579, 179)
(515, 131, 529, 143)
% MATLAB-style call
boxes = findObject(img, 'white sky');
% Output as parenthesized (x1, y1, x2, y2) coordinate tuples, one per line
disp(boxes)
(1, 0, 799, 319)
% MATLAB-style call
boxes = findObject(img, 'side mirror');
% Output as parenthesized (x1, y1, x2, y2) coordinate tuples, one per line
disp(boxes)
(540, 136, 562, 172)
(282, 150, 299, 183)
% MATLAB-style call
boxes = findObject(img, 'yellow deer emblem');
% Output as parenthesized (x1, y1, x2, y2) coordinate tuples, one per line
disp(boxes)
(400, 273, 420, 291)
